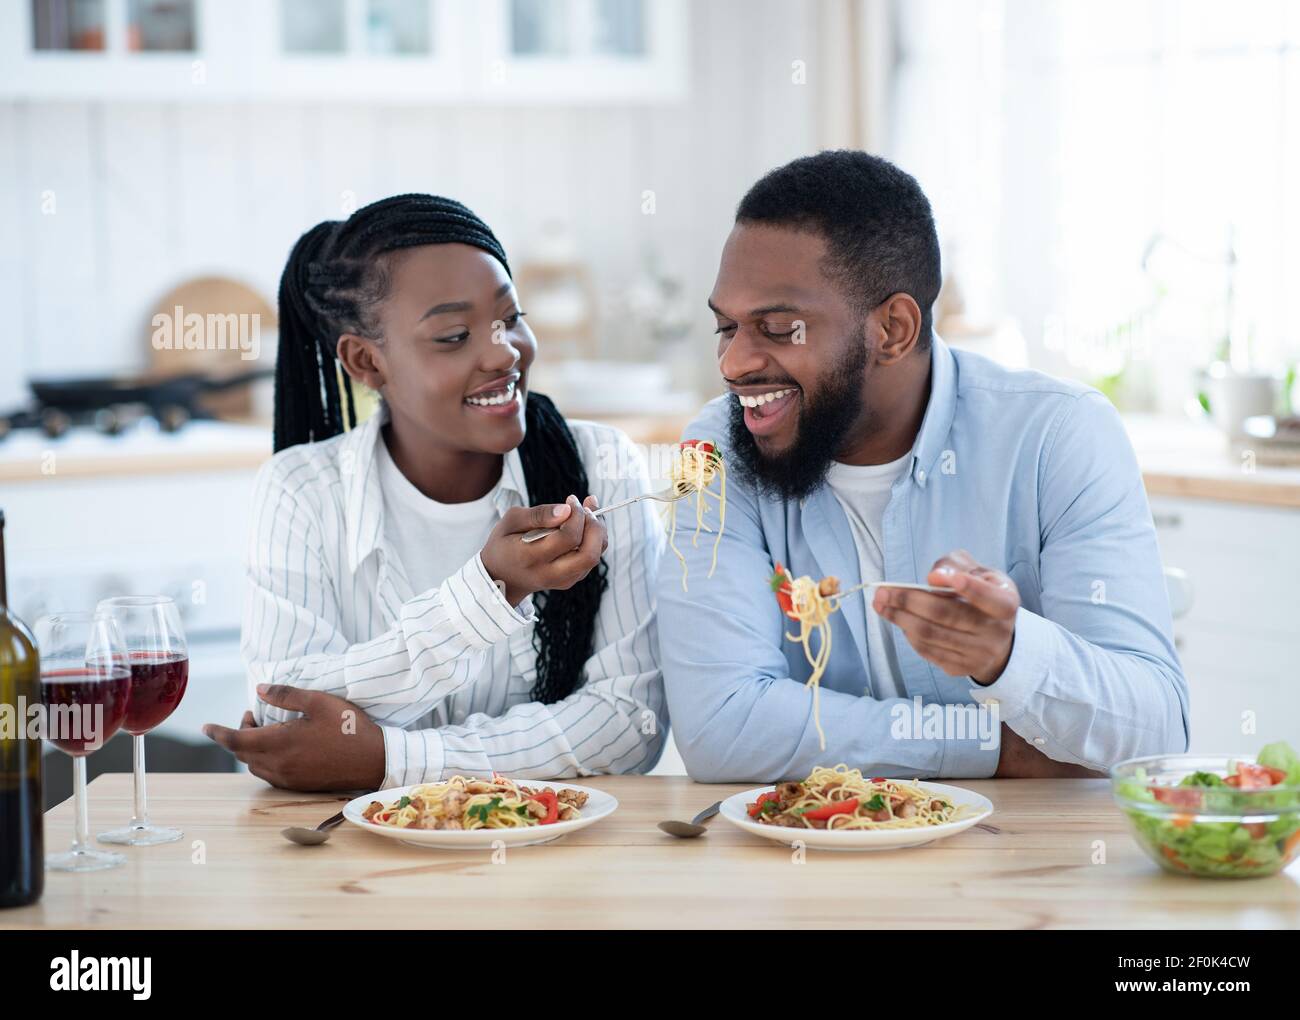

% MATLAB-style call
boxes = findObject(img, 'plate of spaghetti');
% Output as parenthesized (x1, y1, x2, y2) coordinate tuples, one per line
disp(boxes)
(720, 764, 993, 850)
(342, 774, 618, 849)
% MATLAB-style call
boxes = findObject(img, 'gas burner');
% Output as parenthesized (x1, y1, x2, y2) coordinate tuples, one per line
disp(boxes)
(0, 403, 192, 439)
(1, 368, 268, 441)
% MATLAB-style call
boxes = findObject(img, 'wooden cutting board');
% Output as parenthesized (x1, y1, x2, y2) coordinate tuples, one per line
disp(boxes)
(147, 276, 276, 419)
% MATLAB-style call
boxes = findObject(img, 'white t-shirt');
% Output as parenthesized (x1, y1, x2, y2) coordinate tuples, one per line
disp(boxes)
(824, 451, 912, 701)
(375, 437, 501, 598)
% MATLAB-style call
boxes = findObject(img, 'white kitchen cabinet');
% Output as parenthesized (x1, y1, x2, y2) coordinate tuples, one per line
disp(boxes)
(1149, 495, 1300, 753)
(0, 0, 687, 103)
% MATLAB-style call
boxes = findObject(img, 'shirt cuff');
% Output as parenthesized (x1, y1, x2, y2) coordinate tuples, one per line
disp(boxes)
(441, 553, 536, 651)
(968, 606, 1050, 723)
(380, 725, 445, 789)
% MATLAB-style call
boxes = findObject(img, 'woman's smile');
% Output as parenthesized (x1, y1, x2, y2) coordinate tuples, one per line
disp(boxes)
(464, 375, 521, 415)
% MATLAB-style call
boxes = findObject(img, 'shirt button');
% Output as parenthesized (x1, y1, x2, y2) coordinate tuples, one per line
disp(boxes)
(916, 469, 926, 483)
(1033, 737, 1046, 746)
(984, 697, 1000, 708)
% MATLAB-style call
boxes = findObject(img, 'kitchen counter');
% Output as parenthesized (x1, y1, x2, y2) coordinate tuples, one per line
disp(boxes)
(6, 773, 1298, 929)
(3, 410, 1297, 510)
(0, 420, 272, 483)
(1123, 414, 1300, 510)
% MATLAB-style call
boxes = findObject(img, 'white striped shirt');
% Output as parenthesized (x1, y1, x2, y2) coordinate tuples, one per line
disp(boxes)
(240, 408, 666, 787)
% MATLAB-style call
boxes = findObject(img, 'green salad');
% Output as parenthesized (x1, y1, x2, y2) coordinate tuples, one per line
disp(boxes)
(1115, 742, 1300, 878)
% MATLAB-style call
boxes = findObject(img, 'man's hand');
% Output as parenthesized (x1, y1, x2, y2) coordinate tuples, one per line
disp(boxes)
(202, 685, 386, 791)
(871, 549, 1019, 684)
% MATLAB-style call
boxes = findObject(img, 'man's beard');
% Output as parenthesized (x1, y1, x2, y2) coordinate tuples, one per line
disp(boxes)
(726, 337, 869, 501)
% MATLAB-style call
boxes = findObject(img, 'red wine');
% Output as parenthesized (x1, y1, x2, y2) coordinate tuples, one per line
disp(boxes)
(1, 510, 43, 908)
(41, 668, 130, 756)
(123, 651, 188, 735)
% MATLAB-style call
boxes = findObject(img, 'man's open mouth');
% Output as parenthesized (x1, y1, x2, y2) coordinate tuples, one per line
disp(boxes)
(735, 387, 799, 435)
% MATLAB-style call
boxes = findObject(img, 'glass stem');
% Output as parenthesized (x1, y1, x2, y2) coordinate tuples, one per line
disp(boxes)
(131, 733, 149, 828)
(72, 755, 89, 854)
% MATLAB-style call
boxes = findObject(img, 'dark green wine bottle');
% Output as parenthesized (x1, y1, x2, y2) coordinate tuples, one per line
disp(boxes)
(0, 509, 42, 908)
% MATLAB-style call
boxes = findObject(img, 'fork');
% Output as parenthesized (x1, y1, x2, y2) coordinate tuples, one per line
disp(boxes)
(521, 487, 689, 543)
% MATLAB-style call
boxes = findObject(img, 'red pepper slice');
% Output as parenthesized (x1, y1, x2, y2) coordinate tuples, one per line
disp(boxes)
(680, 439, 715, 454)
(529, 790, 559, 825)
(769, 563, 797, 619)
(801, 798, 859, 822)
(747, 791, 781, 818)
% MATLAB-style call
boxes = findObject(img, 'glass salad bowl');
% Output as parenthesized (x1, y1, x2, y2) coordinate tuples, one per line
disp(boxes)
(1112, 750, 1300, 879)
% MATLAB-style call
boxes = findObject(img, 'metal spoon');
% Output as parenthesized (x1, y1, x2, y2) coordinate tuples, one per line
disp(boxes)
(657, 800, 722, 838)
(281, 810, 346, 846)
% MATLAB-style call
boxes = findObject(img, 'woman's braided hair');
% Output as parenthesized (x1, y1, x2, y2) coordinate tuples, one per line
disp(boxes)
(274, 193, 606, 705)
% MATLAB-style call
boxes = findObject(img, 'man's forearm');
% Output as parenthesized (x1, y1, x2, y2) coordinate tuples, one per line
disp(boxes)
(994, 724, 1106, 778)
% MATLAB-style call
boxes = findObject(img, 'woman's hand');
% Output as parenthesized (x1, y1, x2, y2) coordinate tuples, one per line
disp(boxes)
(480, 494, 607, 606)
(202, 685, 387, 791)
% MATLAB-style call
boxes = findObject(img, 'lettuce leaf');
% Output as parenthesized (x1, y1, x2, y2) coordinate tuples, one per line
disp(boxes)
(1257, 742, 1300, 785)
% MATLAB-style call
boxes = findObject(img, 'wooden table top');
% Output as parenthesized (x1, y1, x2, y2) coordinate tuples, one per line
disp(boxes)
(6, 773, 1299, 929)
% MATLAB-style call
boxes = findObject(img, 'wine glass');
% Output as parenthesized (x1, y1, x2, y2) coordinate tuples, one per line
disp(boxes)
(94, 596, 189, 846)
(37, 610, 131, 872)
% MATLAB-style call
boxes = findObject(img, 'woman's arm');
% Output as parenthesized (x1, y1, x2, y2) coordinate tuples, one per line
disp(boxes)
(242, 455, 553, 728)
(226, 429, 665, 788)
(378, 426, 667, 784)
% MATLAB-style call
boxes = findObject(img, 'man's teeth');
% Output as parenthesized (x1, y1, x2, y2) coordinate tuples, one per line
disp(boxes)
(465, 382, 517, 406)
(736, 388, 796, 409)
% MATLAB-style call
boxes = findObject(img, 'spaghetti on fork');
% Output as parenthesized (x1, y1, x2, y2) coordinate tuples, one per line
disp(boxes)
(665, 439, 726, 591)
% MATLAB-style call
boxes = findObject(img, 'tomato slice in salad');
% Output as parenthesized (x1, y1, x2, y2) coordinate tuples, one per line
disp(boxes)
(1151, 786, 1203, 808)
(1225, 762, 1284, 789)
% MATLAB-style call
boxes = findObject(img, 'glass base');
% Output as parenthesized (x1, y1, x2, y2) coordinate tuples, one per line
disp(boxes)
(47, 847, 125, 872)
(98, 823, 183, 846)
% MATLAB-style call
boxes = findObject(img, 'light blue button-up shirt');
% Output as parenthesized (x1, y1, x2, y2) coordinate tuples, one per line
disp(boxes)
(656, 336, 1190, 782)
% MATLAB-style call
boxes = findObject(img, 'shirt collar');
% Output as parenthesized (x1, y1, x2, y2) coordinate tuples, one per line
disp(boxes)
(908, 333, 958, 489)
(343, 403, 529, 574)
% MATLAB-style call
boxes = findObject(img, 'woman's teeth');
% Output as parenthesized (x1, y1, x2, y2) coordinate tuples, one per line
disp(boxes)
(465, 381, 517, 406)
(736, 388, 796, 409)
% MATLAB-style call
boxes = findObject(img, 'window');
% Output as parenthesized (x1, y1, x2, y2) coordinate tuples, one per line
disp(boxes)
(510, 0, 645, 59)
(281, 0, 346, 54)
(126, 0, 196, 52)
(30, 0, 106, 51)
(365, 0, 431, 55)
(890, 0, 1300, 407)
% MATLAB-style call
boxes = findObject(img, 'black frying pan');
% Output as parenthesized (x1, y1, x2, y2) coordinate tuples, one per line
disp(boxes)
(29, 368, 271, 414)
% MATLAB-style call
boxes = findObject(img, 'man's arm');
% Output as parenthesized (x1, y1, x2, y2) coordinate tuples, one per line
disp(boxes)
(655, 413, 999, 783)
(968, 391, 1190, 769)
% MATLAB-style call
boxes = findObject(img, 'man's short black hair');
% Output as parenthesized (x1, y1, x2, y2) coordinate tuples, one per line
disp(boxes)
(735, 150, 942, 348)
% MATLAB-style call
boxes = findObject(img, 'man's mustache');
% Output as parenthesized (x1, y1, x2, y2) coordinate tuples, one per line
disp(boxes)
(723, 376, 800, 389)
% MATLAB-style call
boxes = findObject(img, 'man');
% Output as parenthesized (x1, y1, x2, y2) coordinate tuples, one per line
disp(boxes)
(657, 150, 1188, 782)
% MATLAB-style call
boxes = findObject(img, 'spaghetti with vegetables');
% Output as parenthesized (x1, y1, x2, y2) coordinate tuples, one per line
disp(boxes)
(361, 774, 588, 831)
(748, 765, 967, 830)
(770, 562, 848, 751)
(665, 439, 726, 591)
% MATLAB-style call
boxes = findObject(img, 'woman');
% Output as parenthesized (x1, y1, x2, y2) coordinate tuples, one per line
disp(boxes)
(203, 194, 664, 791)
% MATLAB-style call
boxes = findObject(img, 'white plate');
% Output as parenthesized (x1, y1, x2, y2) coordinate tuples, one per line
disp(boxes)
(719, 781, 993, 851)
(342, 780, 618, 849)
